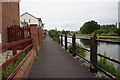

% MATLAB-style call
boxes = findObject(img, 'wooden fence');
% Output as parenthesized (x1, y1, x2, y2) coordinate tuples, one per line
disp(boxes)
(0, 38, 33, 79)
(0, 24, 44, 79)
(7, 25, 31, 50)
(7, 25, 31, 43)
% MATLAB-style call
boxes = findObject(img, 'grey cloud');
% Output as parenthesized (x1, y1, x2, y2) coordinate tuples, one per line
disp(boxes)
(20, 1, 118, 31)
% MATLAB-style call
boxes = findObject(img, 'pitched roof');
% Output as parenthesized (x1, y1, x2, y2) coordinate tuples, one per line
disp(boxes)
(21, 12, 41, 20)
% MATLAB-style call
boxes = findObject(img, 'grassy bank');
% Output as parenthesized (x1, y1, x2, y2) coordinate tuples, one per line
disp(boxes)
(76, 34, 120, 39)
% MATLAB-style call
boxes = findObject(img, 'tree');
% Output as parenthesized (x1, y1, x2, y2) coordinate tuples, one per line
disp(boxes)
(49, 29, 60, 37)
(80, 20, 100, 34)
(94, 24, 117, 35)
(115, 27, 120, 36)
(94, 29, 105, 35)
(100, 25, 117, 34)
(62, 30, 66, 34)
(61, 30, 70, 34)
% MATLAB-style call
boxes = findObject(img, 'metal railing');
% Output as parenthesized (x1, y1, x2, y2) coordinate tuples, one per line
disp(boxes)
(50, 33, 120, 80)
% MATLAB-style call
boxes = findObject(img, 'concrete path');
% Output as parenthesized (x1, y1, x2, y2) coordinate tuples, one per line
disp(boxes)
(29, 36, 95, 78)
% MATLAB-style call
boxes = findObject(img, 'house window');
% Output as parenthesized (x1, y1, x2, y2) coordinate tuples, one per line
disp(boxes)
(29, 19, 31, 23)
(24, 19, 25, 22)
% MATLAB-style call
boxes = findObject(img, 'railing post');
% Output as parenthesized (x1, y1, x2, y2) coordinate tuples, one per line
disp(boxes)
(58, 35, 60, 44)
(52, 35, 54, 40)
(26, 49, 28, 55)
(65, 34, 67, 50)
(53, 35, 55, 41)
(90, 33, 97, 73)
(72, 34, 76, 57)
(55, 35, 57, 41)
(51, 35, 53, 39)
(61, 35, 63, 46)
(12, 46, 17, 63)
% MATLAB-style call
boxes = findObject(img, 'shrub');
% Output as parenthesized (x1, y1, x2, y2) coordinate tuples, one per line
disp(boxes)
(68, 43, 86, 57)
(115, 28, 120, 36)
(94, 29, 105, 35)
(97, 53, 120, 79)
(2, 49, 31, 78)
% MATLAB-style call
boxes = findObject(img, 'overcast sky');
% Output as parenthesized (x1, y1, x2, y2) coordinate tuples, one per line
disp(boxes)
(20, 0, 119, 31)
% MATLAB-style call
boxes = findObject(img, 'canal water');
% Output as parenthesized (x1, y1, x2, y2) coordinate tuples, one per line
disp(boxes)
(62, 36, 120, 62)
(62, 36, 120, 72)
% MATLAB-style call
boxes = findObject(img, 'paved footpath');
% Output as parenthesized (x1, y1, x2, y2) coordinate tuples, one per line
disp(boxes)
(29, 36, 95, 78)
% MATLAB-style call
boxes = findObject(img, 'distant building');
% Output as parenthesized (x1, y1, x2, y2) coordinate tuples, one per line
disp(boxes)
(43, 30, 48, 37)
(0, 2, 20, 44)
(20, 12, 43, 27)
(71, 31, 80, 34)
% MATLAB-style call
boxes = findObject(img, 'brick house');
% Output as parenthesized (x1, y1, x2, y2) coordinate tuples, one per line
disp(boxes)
(0, 2, 20, 44)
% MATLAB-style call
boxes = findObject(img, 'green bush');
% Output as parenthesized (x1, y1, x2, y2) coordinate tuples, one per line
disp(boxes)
(2, 54, 17, 78)
(68, 43, 86, 57)
(98, 53, 120, 79)
(49, 29, 60, 38)
(2, 49, 31, 79)
(94, 29, 105, 35)
(68, 45, 73, 54)
(115, 28, 120, 36)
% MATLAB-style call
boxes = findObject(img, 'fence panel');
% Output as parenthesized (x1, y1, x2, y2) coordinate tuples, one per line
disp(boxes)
(8, 25, 31, 43)
(7, 25, 31, 50)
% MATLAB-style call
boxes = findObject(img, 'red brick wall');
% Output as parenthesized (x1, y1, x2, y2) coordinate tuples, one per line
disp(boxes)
(2, 2, 20, 44)
(0, 2, 2, 34)
(30, 25, 39, 52)
(30, 25, 43, 55)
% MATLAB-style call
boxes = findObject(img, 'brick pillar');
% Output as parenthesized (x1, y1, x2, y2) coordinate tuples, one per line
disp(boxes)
(39, 27, 42, 48)
(30, 24, 39, 55)
(39, 26, 43, 48)
(38, 28, 40, 49)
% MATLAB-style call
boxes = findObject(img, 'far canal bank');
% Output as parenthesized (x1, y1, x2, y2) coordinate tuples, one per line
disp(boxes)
(76, 34, 120, 40)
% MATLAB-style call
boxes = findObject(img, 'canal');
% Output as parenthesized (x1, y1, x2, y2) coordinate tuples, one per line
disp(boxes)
(62, 36, 120, 62)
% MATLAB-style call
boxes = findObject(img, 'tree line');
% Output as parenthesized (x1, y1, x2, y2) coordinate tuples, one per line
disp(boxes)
(48, 20, 120, 36)
(80, 20, 120, 36)
(49, 29, 71, 37)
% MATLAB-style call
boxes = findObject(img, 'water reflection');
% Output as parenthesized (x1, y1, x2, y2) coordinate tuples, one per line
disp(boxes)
(65, 37, 120, 73)
(118, 45, 120, 73)
(65, 37, 119, 60)
(80, 39, 90, 48)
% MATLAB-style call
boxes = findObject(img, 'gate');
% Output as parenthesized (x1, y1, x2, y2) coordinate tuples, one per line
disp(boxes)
(7, 25, 31, 43)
